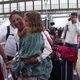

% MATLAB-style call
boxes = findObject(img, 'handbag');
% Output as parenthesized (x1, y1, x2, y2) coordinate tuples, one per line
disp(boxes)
(57, 45, 78, 63)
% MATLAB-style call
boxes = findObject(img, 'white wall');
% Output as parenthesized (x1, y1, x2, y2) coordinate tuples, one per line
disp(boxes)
(54, 17, 69, 28)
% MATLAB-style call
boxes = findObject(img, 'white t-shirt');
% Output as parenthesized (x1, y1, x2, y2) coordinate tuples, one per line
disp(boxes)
(4, 34, 19, 57)
(0, 25, 19, 57)
(61, 21, 80, 44)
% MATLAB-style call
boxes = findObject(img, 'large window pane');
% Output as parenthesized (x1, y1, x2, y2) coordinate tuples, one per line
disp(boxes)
(43, 0, 50, 10)
(0, 18, 4, 25)
(34, 0, 41, 10)
(11, 3, 17, 12)
(60, 0, 68, 9)
(4, 4, 10, 13)
(18, 2, 25, 11)
(0, 0, 3, 2)
(4, 0, 10, 1)
(26, 1, 33, 11)
(69, 0, 77, 8)
(0, 5, 3, 13)
(51, 0, 59, 9)
(78, 0, 80, 8)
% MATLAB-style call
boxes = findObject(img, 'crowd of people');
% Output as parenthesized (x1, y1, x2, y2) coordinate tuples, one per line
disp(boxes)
(0, 10, 79, 80)
(48, 27, 63, 37)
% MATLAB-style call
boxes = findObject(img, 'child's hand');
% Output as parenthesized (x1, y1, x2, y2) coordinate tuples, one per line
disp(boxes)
(25, 57, 38, 65)
(6, 60, 12, 69)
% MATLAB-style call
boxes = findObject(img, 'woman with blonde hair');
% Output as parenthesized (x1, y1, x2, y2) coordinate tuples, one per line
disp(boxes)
(7, 11, 52, 80)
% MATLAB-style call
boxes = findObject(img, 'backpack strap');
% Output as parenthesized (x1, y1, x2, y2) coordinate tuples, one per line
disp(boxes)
(16, 43, 19, 51)
(6, 26, 10, 40)
(6, 26, 14, 40)
(63, 25, 69, 39)
(6, 26, 19, 52)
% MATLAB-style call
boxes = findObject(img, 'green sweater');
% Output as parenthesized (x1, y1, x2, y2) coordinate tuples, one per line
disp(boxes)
(12, 33, 52, 78)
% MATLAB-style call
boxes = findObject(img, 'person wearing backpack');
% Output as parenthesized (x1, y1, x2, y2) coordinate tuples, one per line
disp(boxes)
(0, 11, 20, 80)
(0, 18, 18, 61)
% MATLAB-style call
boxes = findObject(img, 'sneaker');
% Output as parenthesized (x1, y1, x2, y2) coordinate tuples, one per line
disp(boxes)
(73, 69, 77, 75)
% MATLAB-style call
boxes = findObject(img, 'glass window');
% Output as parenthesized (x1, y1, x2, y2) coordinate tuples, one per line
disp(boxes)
(18, 2, 25, 11)
(11, 3, 17, 12)
(0, 5, 3, 13)
(0, 18, 4, 25)
(78, 0, 80, 8)
(0, 0, 3, 2)
(60, 0, 68, 9)
(4, 0, 10, 1)
(34, 0, 41, 10)
(51, 0, 59, 9)
(26, 1, 33, 11)
(69, 0, 77, 8)
(4, 4, 10, 13)
(43, 0, 50, 10)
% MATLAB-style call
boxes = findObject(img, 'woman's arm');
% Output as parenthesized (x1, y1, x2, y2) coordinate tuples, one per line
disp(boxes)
(37, 32, 52, 62)
(43, 31, 53, 45)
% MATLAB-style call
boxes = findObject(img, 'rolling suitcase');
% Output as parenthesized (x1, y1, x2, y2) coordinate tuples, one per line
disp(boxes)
(61, 60, 73, 80)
